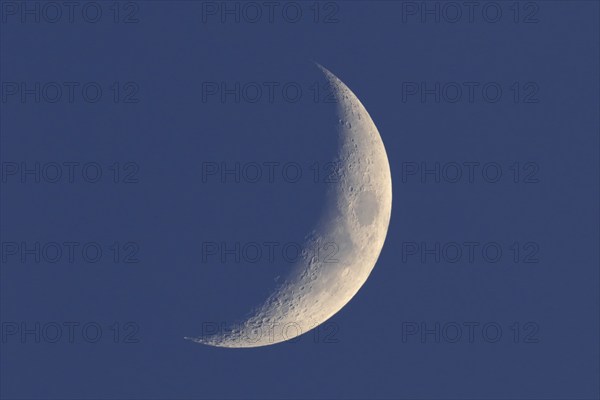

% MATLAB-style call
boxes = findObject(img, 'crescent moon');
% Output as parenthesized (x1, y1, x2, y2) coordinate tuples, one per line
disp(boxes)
(187, 64, 392, 348)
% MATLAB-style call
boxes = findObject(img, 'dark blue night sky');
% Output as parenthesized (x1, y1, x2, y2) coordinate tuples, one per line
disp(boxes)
(1, 1, 599, 399)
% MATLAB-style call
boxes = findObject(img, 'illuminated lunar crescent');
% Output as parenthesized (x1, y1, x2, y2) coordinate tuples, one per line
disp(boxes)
(186, 64, 392, 348)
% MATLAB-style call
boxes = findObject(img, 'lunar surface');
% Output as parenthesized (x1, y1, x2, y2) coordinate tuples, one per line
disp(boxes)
(186, 64, 392, 348)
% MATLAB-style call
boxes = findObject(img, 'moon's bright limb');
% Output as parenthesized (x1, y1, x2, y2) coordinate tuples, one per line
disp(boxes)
(187, 64, 392, 348)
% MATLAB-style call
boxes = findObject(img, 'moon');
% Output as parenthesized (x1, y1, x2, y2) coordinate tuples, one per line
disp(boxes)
(186, 64, 392, 348)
